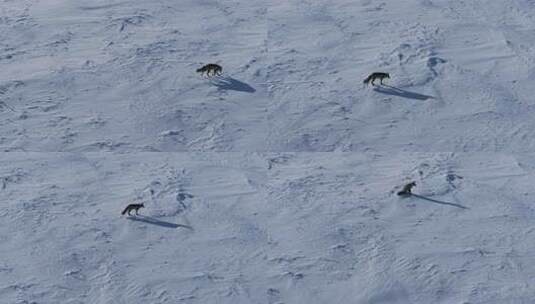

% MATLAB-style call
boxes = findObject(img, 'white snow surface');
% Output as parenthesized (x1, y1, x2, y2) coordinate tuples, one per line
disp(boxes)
(2, 0, 535, 303)
(3, 153, 535, 303)
(2, 0, 535, 151)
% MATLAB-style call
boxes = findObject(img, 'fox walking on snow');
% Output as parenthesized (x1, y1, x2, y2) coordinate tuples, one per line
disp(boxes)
(363, 72, 390, 86)
(121, 203, 144, 216)
(196, 63, 222, 77)
(397, 182, 416, 196)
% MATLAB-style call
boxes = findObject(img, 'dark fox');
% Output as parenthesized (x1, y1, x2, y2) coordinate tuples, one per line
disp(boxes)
(397, 182, 416, 196)
(363, 72, 390, 86)
(196, 63, 222, 77)
(121, 203, 144, 216)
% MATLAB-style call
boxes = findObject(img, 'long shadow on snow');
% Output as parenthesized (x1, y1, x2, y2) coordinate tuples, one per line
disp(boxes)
(127, 215, 193, 229)
(411, 194, 469, 209)
(210, 76, 256, 93)
(374, 84, 434, 100)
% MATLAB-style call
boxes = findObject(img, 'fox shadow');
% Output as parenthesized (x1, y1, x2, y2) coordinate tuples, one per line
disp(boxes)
(210, 76, 256, 93)
(127, 215, 193, 230)
(410, 193, 469, 209)
(374, 84, 434, 100)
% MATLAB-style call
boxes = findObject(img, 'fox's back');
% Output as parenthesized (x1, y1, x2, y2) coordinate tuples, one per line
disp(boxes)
(121, 203, 144, 215)
(198, 64, 221, 71)
(371, 72, 389, 78)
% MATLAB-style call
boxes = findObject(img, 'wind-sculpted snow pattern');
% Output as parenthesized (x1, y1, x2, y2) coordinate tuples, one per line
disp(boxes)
(0, 0, 269, 152)
(2, 0, 535, 151)
(2, 153, 535, 303)
(3, 0, 535, 303)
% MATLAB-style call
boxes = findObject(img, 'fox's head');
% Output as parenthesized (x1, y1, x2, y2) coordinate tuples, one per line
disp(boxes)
(141, 203, 145, 208)
(385, 73, 391, 78)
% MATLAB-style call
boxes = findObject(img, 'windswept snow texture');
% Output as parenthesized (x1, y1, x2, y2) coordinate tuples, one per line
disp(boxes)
(3, 0, 535, 303)
(0, 0, 268, 152)
(2, 153, 535, 303)
(2, 0, 535, 151)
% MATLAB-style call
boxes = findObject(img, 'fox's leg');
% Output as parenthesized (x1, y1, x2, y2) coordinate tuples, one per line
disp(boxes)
(135, 209, 139, 215)
(127, 209, 132, 216)
(371, 78, 375, 86)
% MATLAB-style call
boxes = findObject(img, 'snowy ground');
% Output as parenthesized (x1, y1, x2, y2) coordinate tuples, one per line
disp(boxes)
(266, 0, 535, 152)
(0, 0, 268, 151)
(2, 153, 535, 303)
(2, 0, 535, 151)
(3, 0, 535, 303)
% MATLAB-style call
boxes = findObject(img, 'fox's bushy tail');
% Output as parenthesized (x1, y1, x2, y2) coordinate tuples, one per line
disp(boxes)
(121, 207, 128, 215)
